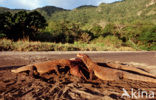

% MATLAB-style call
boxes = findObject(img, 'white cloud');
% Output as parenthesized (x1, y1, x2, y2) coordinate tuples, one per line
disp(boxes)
(0, 0, 41, 9)
(0, 0, 5, 4)
(96, 0, 121, 5)
(17, 0, 40, 9)
(48, 0, 83, 9)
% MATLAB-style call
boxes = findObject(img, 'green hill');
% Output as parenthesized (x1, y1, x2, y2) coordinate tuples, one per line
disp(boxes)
(0, 0, 155, 26)
(48, 0, 156, 27)
(0, 7, 29, 14)
(0, 6, 66, 17)
(0, 7, 10, 13)
(34, 6, 67, 19)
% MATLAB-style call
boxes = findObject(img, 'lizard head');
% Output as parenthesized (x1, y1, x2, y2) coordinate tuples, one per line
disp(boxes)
(77, 54, 89, 58)
(77, 54, 90, 63)
(77, 54, 93, 69)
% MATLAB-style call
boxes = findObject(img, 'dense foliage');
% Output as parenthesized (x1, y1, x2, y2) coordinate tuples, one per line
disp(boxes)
(0, 11, 47, 40)
(0, 0, 155, 50)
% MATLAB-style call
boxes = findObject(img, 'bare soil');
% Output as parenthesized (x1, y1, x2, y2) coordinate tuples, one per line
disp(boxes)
(0, 51, 156, 100)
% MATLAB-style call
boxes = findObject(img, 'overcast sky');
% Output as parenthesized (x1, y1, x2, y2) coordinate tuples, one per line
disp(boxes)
(0, 0, 122, 10)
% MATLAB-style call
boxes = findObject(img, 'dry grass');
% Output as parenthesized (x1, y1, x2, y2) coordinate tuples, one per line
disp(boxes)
(0, 38, 135, 51)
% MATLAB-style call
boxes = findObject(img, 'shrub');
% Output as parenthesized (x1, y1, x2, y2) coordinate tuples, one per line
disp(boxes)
(79, 32, 91, 43)
(91, 35, 122, 48)
(0, 38, 13, 51)
(138, 25, 156, 50)
(102, 24, 115, 37)
(90, 25, 103, 37)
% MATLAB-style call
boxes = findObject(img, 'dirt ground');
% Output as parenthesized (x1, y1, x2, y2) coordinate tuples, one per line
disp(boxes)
(0, 51, 156, 100)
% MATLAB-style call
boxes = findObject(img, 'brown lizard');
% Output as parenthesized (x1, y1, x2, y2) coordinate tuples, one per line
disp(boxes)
(11, 59, 71, 76)
(69, 58, 89, 79)
(106, 62, 156, 77)
(11, 58, 88, 79)
(77, 54, 156, 83)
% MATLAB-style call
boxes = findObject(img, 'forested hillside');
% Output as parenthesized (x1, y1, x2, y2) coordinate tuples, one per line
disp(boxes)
(0, 0, 155, 51)
(48, 0, 156, 26)
(1, 0, 155, 25)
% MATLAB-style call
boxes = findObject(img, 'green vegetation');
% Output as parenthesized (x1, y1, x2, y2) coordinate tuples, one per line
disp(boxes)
(0, 0, 155, 51)
(0, 11, 47, 41)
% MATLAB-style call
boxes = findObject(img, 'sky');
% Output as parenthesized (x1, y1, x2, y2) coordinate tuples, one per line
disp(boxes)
(0, 0, 122, 10)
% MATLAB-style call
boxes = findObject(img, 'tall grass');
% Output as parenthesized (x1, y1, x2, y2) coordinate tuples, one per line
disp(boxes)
(0, 38, 135, 51)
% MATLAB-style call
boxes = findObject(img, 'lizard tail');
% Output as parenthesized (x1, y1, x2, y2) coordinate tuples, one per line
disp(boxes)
(123, 72, 156, 83)
(11, 64, 33, 73)
(107, 63, 156, 77)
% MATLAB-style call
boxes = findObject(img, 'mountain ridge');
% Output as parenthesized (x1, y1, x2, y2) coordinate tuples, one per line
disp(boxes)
(0, 0, 155, 25)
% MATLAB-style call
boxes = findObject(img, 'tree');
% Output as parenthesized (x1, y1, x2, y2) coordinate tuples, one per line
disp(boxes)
(48, 21, 83, 43)
(102, 24, 115, 37)
(0, 11, 47, 41)
(26, 11, 47, 40)
(13, 11, 28, 40)
(139, 25, 156, 49)
(0, 12, 13, 38)
(90, 25, 103, 38)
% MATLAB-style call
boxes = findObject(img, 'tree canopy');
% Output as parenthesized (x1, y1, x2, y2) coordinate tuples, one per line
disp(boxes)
(0, 11, 47, 40)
